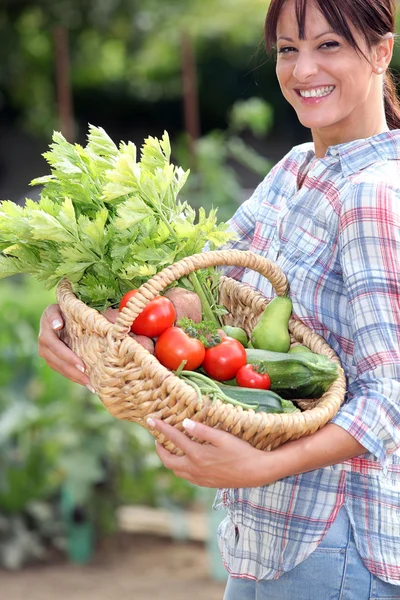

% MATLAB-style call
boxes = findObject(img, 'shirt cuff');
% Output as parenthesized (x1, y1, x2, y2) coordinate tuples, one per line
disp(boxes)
(331, 410, 387, 466)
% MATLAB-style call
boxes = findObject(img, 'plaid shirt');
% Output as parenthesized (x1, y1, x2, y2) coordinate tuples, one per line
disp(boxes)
(215, 130, 400, 584)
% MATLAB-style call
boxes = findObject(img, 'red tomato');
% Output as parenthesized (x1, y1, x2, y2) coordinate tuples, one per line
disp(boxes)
(155, 327, 206, 371)
(236, 364, 271, 390)
(202, 337, 246, 381)
(119, 289, 139, 312)
(119, 290, 176, 338)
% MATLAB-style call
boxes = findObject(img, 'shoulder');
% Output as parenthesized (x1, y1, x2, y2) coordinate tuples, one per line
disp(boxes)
(346, 161, 400, 206)
(350, 160, 400, 191)
(340, 165, 400, 224)
(342, 132, 400, 209)
(341, 130, 400, 191)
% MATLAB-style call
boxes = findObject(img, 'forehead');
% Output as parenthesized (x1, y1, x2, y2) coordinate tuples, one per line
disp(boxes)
(276, 0, 331, 39)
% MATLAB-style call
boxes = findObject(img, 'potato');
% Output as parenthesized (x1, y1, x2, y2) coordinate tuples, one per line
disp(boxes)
(128, 333, 155, 354)
(164, 287, 202, 323)
(102, 307, 119, 323)
(101, 307, 155, 354)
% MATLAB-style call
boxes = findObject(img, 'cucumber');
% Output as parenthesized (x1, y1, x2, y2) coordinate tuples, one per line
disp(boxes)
(216, 383, 284, 413)
(245, 349, 339, 399)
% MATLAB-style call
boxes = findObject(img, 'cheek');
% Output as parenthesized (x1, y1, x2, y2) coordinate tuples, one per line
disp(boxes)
(276, 63, 292, 93)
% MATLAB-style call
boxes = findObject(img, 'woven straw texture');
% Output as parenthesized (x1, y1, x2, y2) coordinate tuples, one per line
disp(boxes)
(56, 250, 346, 454)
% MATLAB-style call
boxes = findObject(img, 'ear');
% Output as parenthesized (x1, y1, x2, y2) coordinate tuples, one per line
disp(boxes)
(373, 33, 394, 74)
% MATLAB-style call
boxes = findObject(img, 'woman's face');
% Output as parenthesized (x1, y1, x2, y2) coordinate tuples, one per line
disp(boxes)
(275, 0, 385, 145)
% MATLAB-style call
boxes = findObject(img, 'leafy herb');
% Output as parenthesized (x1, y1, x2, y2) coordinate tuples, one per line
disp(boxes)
(177, 318, 222, 348)
(0, 126, 234, 310)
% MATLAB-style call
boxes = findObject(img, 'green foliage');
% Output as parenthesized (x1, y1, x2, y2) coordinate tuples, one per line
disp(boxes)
(0, 126, 232, 309)
(2, 0, 400, 139)
(0, 275, 196, 567)
(176, 97, 274, 221)
(229, 97, 274, 137)
(1, 0, 270, 136)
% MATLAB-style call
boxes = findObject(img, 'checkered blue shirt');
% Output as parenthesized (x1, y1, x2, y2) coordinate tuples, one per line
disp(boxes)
(215, 130, 400, 584)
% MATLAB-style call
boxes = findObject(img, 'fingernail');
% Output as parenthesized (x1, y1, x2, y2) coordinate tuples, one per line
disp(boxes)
(51, 319, 63, 330)
(86, 384, 96, 394)
(147, 417, 156, 428)
(183, 418, 195, 431)
(76, 364, 85, 373)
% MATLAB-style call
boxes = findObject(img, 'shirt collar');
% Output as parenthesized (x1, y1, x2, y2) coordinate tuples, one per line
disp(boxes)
(324, 130, 400, 177)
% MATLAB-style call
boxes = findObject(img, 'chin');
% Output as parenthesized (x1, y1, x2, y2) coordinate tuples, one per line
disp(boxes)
(296, 113, 338, 130)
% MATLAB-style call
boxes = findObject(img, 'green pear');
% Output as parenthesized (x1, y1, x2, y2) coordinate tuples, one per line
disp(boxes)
(250, 296, 292, 352)
(288, 345, 313, 354)
(222, 325, 248, 347)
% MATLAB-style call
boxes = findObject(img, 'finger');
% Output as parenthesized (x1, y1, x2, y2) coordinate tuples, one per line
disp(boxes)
(41, 304, 64, 331)
(181, 418, 228, 446)
(39, 305, 87, 373)
(41, 351, 92, 387)
(147, 418, 196, 454)
(39, 306, 88, 383)
(39, 331, 87, 375)
(155, 442, 195, 482)
(155, 441, 182, 466)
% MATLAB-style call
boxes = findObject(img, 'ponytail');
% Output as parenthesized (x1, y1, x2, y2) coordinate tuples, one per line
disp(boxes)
(384, 70, 400, 130)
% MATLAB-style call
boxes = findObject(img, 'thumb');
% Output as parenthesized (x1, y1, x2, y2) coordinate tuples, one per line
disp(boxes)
(183, 418, 227, 446)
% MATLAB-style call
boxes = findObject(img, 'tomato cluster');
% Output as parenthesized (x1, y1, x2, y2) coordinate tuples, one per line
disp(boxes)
(119, 289, 270, 389)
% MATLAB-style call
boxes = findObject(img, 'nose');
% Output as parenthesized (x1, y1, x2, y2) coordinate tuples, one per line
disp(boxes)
(292, 51, 318, 82)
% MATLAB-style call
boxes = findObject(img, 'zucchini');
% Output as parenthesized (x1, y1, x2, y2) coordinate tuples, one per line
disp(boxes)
(216, 383, 285, 413)
(245, 349, 339, 399)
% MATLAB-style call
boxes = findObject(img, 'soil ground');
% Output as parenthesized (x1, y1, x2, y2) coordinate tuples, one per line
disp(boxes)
(0, 533, 227, 600)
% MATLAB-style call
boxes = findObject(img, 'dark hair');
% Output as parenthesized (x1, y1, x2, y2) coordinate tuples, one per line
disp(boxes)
(264, 0, 400, 130)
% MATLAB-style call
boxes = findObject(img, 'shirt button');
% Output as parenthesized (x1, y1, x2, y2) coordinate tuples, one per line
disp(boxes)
(330, 148, 339, 156)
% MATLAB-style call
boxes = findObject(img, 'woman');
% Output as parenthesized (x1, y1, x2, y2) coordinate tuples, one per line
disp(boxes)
(39, 0, 400, 597)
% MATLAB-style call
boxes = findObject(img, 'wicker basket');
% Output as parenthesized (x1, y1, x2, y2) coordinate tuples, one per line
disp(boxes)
(56, 249, 346, 454)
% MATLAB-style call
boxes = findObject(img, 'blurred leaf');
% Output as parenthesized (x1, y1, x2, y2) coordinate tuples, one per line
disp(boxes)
(229, 97, 274, 137)
(0, 274, 197, 568)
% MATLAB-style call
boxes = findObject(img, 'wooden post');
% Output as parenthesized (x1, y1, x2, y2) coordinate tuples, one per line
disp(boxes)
(181, 31, 200, 162)
(53, 24, 74, 142)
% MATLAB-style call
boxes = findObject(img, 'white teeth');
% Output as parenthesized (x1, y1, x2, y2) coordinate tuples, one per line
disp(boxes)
(299, 86, 335, 98)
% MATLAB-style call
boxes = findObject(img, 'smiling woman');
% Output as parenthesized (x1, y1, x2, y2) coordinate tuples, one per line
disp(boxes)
(36, 0, 400, 598)
(265, 0, 399, 156)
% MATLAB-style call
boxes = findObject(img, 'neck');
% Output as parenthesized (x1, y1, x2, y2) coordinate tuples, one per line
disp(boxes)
(312, 100, 388, 158)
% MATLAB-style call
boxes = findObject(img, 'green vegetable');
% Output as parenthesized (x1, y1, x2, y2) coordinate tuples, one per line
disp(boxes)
(288, 345, 313, 354)
(215, 383, 296, 413)
(245, 349, 339, 399)
(178, 370, 298, 413)
(177, 318, 222, 348)
(222, 325, 248, 347)
(0, 126, 233, 311)
(251, 296, 292, 352)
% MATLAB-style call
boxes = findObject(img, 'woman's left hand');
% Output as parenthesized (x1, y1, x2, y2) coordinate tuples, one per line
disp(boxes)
(148, 417, 269, 489)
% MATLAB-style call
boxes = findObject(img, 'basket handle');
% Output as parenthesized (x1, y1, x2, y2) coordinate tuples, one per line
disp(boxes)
(112, 249, 288, 339)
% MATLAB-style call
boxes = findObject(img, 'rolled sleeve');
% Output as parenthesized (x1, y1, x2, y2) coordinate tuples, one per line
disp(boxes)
(332, 179, 400, 464)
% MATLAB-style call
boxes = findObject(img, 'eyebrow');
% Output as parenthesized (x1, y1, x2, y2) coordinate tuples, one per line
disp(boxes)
(277, 30, 336, 42)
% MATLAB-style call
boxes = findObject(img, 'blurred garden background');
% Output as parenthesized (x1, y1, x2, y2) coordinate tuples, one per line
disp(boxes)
(0, 0, 400, 598)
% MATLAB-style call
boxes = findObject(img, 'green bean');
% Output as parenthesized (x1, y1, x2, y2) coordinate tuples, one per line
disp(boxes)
(179, 370, 258, 410)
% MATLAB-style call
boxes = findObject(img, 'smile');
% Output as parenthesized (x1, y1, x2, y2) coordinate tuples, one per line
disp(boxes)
(298, 86, 335, 98)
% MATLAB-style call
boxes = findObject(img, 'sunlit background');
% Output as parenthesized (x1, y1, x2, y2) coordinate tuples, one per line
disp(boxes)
(0, 1, 399, 598)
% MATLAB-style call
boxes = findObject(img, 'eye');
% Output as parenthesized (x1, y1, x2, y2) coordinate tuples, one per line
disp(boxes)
(278, 46, 297, 54)
(319, 40, 340, 50)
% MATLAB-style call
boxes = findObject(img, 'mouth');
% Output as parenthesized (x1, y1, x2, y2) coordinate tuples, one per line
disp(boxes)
(295, 85, 335, 99)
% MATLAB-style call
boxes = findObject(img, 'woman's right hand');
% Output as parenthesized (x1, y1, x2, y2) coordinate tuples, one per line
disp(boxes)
(38, 304, 95, 392)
